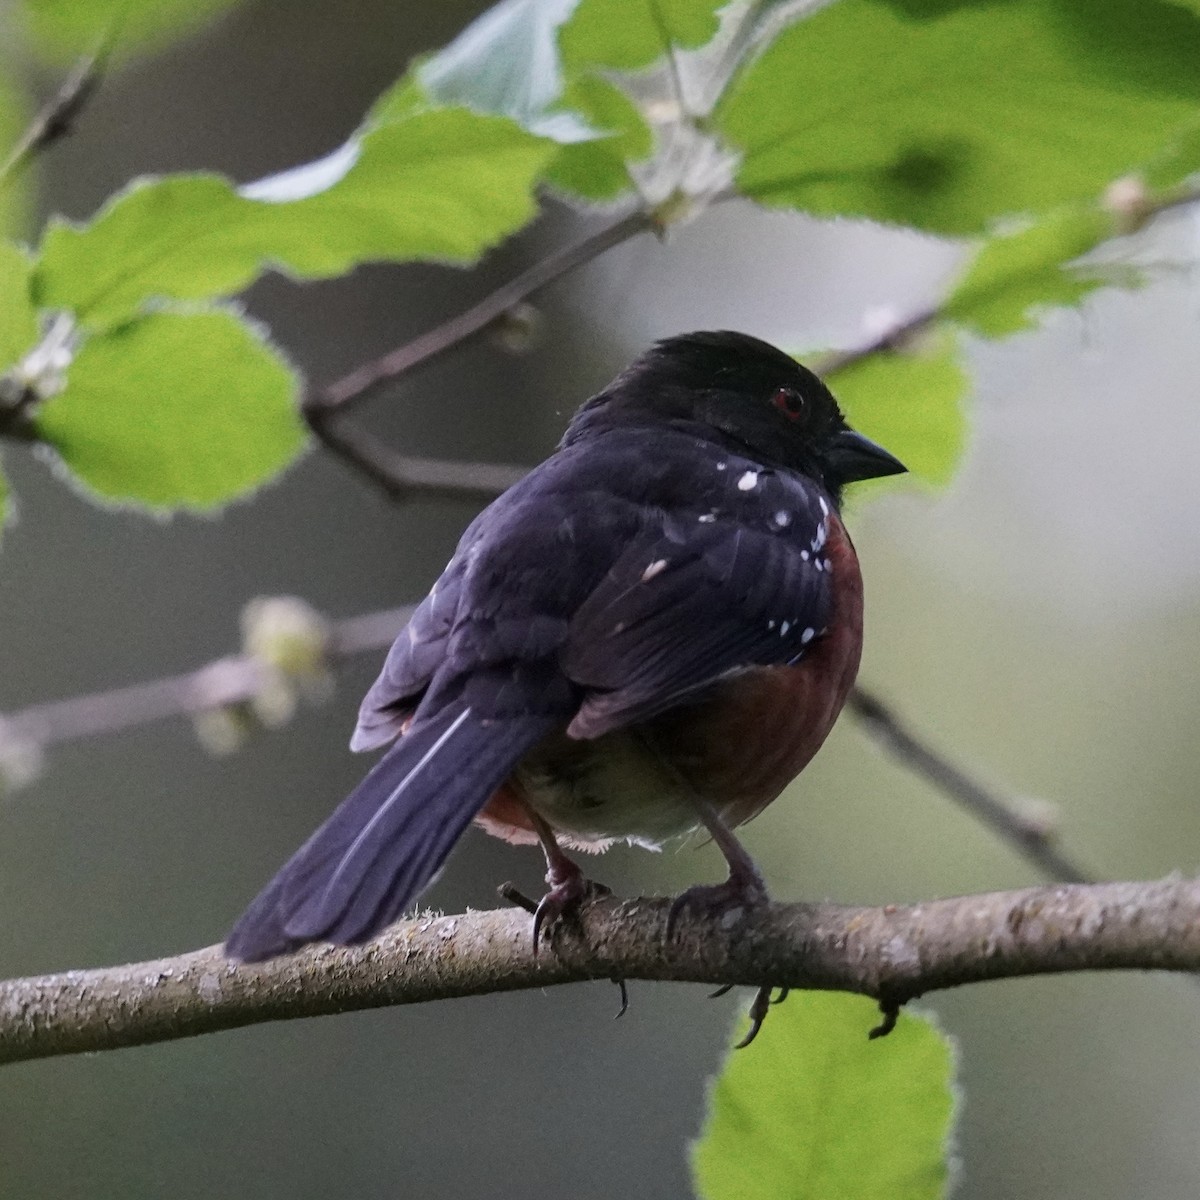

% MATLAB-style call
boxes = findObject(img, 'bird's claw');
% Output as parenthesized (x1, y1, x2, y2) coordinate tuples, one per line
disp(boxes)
(734, 986, 776, 1049)
(612, 977, 629, 1019)
(707, 983, 789, 1045)
(531, 870, 610, 955)
(666, 871, 768, 942)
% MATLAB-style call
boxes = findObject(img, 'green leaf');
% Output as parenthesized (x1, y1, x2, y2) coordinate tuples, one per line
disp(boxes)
(23, 0, 240, 61)
(694, 992, 957, 1200)
(829, 336, 967, 488)
(36, 308, 306, 510)
(546, 75, 652, 199)
(0, 241, 38, 371)
(249, 109, 553, 267)
(36, 174, 257, 322)
(34, 108, 554, 328)
(560, 0, 724, 70)
(717, 0, 1200, 234)
(942, 208, 1123, 338)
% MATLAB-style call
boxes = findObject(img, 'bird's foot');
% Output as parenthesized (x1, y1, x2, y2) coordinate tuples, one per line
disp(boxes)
(732, 986, 791, 1048)
(667, 862, 781, 1047)
(666, 864, 768, 942)
(532, 861, 610, 955)
(707, 981, 788, 1045)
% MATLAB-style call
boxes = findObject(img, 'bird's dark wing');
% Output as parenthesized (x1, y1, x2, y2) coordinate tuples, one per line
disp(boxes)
(562, 481, 835, 739)
(352, 446, 652, 750)
(351, 552, 470, 751)
(229, 462, 636, 961)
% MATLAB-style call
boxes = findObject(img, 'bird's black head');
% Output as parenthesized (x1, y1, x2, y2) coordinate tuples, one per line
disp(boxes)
(564, 330, 906, 505)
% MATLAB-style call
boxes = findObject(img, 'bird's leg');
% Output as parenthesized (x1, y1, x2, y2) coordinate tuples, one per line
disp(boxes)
(518, 801, 609, 954)
(667, 793, 768, 939)
(669, 794, 778, 1047)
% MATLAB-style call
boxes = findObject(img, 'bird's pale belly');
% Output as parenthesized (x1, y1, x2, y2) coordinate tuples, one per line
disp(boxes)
(511, 726, 704, 849)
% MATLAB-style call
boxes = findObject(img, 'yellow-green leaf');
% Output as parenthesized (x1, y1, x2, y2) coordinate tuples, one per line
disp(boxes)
(546, 75, 651, 199)
(718, 0, 1200, 234)
(694, 992, 957, 1200)
(34, 109, 554, 329)
(943, 209, 1123, 339)
(24, 0, 240, 61)
(37, 309, 305, 511)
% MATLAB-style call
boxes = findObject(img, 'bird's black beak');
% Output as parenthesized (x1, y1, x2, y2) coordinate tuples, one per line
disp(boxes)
(824, 429, 907, 483)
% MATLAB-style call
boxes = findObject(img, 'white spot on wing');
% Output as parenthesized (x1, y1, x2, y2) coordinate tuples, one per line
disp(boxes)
(737, 470, 758, 491)
(641, 558, 668, 582)
(772, 510, 792, 529)
(780, 621, 790, 636)
(801, 627, 815, 644)
(698, 513, 717, 523)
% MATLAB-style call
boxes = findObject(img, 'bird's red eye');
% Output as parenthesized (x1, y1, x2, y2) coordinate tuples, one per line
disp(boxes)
(771, 387, 804, 420)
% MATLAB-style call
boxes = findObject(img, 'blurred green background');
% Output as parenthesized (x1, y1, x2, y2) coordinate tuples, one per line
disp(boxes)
(3, 1, 1200, 1197)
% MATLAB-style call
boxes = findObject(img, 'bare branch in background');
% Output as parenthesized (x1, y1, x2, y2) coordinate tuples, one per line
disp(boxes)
(849, 688, 1094, 885)
(304, 416, 527, 504)
(0, 50, 108, 187)
(813, 307, 941, 375)
(2, 877, 1197, 1065)
(0, 604, 1096, 891)
(0, 604, 411, 753)
(307, 209, 654, 419)
(303, 210, 656, 491)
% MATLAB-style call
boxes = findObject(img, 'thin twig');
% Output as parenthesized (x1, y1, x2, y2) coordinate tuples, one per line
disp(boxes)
(301, 208, 655, 496)
(0, 50, 108, 188)
(2, 877, 1197, 1065)
(848, 688, 1093, 884)
(304, 414, 528, 503)
(814, 306, 941, 376)
(0, 604, 411, 753)
(304, 208, 655, 421)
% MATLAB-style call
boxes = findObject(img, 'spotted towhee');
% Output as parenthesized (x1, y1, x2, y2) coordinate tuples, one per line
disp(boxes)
(227, 331, 905, 978)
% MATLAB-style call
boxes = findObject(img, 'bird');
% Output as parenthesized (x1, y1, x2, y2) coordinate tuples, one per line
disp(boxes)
(226, 330, 905, 1034)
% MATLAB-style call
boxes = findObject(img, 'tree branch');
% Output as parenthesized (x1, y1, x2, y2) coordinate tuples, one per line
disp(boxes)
(300, 208, 657, 499)
(302, 209, 656, 493)
(2, 877, 1197, 1065)
(848, 688, 1092, 884)
(305, 209, 654, 420)
(0, 604, 411, 753)
(0, 49, 108, 187)
(302, 415, 527, 504)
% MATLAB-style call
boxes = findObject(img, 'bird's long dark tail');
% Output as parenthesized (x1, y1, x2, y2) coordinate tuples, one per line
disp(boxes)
(225, 706, 557, 961)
